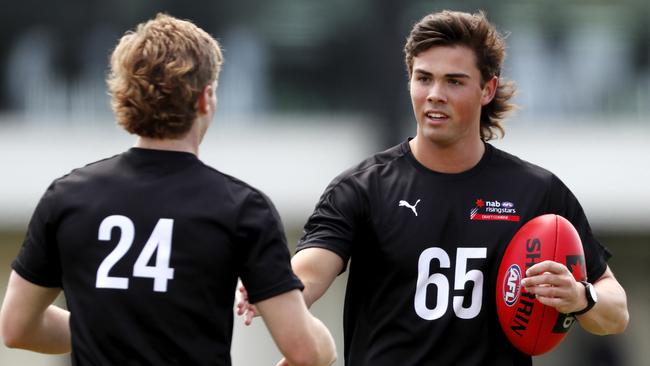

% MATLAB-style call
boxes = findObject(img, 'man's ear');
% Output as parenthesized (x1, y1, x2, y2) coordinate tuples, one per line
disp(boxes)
(197, 84, 214, 114)
(481, 76, 498, 106)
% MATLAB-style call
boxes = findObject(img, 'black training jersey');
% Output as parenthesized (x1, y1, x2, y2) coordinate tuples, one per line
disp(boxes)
(297, 140, 610, 366)
(13, 148, 303, 366)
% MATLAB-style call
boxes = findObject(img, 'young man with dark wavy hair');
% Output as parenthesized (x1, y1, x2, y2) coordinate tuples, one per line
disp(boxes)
(238, 10, 628, 365)
(1, 13, 336, 366)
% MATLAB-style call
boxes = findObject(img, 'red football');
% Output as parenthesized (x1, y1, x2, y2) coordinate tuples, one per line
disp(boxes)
(496, 214, 587, 355)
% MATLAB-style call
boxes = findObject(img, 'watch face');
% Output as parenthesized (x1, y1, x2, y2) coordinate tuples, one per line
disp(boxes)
(588, 284, 598, 302)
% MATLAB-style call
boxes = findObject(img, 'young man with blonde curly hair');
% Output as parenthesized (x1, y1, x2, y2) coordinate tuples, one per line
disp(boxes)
(1, 13, 336, 366)
(238, 10, 628, 365)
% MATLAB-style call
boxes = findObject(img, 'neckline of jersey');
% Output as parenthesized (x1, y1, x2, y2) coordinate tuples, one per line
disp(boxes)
(401, 138, 493, 180)
(124, 148, 201, 170)
(127, 147, 199, 160)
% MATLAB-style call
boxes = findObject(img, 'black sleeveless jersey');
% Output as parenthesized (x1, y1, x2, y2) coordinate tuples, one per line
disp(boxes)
(297, 140, 610, 366)
(12, 148, 303, 366)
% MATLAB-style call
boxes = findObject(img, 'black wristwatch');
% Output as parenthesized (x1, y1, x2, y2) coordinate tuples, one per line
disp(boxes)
(572, 281, 598, 316)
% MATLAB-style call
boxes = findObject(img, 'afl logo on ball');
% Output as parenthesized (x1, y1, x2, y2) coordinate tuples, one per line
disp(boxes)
(503, 264, 522, 306)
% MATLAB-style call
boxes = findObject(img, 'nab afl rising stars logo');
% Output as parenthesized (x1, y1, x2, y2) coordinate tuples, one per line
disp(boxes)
(502, 264, 522, 306)
(470, 198, 520, 222)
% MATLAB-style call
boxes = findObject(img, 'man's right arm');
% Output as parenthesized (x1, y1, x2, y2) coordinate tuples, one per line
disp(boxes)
(236, 246, 345, 321)
(291, 247, 344, 308)
(256, 288, 336, 366)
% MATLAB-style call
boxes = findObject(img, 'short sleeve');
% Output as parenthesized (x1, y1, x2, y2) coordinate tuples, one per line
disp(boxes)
(296, 175, 365, 269)
(547, 175, 611, 282)
(235, 190, 303, 304)
(12, 182, 63, 288)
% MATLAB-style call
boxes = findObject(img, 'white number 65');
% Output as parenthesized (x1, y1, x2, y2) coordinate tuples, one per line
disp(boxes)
(414, 247, 486, 320)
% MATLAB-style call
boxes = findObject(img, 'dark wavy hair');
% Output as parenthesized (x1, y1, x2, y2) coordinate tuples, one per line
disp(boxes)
(404, 10, 516, 140)
(107, 13, 223, 139)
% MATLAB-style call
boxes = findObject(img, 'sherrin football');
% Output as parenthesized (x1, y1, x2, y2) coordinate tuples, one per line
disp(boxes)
(496, 214, 587, 355)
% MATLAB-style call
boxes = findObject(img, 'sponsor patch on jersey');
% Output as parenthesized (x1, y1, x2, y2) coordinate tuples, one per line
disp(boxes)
(470, 198, 520, 222)
(503, 264, 522, 306)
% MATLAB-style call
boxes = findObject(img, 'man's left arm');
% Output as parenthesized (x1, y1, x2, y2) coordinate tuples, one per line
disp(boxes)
(523, 262, 629, 335)
(1, 270, 71, 353)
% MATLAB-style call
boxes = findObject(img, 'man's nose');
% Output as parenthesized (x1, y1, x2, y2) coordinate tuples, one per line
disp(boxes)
(427, 82, 447, 103)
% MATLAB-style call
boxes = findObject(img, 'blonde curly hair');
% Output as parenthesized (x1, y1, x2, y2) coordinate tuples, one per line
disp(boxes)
(107, 13, 223, 139)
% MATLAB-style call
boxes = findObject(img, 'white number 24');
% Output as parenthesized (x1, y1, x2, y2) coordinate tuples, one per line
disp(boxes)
(414, 247, 486, 320)
(96, 215, 175, 292)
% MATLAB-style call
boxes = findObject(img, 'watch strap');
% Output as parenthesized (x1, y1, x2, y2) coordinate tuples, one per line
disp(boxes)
(572, 281, 596, 316)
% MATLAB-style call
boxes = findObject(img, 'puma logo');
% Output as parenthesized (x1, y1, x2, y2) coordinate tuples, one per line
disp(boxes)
(399, 199, 421, 216)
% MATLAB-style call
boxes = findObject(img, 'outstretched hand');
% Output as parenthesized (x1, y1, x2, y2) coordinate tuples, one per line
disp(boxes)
(521, 260, 586, 314)
(235, 281, 259, 325)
